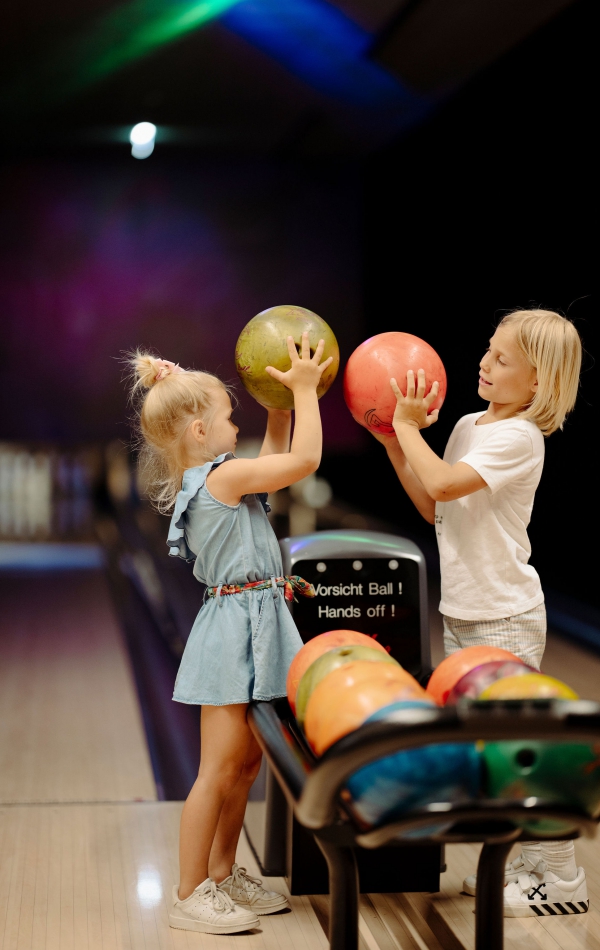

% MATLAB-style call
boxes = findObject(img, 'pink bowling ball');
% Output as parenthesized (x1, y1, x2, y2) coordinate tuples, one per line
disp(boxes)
(446, 660, 537, 704)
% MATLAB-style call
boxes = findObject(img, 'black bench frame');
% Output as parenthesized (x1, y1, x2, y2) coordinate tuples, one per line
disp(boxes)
(249, 697, 600, 950)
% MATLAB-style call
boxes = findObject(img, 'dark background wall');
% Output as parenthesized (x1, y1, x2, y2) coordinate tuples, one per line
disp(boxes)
(324, 0, 596, 607)
(0, 158, 364, 450)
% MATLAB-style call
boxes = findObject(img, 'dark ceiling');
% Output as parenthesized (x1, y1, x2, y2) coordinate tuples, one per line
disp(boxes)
(0, 0, 576, 155)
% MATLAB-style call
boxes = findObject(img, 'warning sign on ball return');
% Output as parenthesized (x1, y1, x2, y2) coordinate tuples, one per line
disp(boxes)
(291, 557, 421, 675)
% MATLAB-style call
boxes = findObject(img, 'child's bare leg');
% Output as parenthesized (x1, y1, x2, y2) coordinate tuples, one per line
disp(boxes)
(178, 703, 252, 899)
(209, 731, 263, 882)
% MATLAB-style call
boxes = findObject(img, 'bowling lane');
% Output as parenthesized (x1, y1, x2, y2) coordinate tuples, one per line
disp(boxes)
(0, 561, 329, 950)
(0, 570, 156, 804)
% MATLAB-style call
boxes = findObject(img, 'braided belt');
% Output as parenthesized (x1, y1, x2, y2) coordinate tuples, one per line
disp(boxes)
(206, 574, 315, 605)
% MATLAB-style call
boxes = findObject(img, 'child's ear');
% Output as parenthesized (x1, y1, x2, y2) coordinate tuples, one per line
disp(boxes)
(189, 419, 206, 443)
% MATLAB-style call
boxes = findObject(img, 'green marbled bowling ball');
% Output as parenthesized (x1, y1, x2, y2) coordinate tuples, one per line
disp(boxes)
(235, 305, 339, 410)
(295, 644, 398, 728)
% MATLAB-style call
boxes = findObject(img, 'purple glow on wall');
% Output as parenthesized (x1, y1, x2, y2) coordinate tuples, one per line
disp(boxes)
(0, 158, 365, 450)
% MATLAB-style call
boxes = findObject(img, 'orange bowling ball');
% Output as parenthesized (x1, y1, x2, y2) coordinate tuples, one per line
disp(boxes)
(427, 646, 524, 706)
(304, 660, 431, 756)
(286, 630, 388, 715)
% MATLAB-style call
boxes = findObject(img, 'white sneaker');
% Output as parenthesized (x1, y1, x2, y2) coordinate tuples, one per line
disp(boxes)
(504, 866, 589, 917)
(462, 853, 543, 896)
(219, 864, 289, 915)
(169, 878, 259, 933)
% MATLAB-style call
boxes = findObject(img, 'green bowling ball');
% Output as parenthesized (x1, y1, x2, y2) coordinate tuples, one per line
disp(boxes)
(295, 645, 398, 728)
(235, 305, 339, 410)
(483, 740, 600, 834)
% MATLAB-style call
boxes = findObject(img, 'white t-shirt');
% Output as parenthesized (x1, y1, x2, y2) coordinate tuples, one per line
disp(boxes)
(436, 411, 545, 621)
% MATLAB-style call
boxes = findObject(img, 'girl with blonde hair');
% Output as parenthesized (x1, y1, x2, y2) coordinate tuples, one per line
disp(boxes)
(129, 334, 332, 935)
(375, 308, 586, 917)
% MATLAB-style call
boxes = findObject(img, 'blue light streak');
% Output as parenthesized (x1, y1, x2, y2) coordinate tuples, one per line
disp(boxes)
(222, 0, 429, 118)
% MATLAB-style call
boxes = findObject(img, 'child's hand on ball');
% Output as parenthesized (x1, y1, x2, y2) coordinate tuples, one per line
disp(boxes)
(266, 332, 333, 394)
(390, 369, 440, 431)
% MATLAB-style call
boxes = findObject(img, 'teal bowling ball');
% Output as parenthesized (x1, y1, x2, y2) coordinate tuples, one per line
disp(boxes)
(344, 702, 481, 828)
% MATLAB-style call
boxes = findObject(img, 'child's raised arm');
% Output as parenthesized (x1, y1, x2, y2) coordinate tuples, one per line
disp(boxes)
(208, 333, 332, 505)
(374, 432, 437, 524)
(391, 369, 487, 502)
(375, 366, 488, 521)
(259, 409, 292, 457)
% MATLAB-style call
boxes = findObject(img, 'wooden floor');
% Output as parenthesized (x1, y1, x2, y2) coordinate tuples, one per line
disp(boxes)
(4, 800, 600, 950)
(0, 802, 328, 950)
(0, 572, 156, 804)
(3, 568, 600, 948)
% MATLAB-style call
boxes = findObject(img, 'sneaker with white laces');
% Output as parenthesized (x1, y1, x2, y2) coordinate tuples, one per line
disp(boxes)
(218, 864, 289, 915)
(462, 853, 543, 896)
(169, 878, 259, 933)
(504, 866, 589, 917)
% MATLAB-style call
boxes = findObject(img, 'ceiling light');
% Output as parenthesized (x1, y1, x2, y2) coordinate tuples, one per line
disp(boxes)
(130, 121, 156, 159)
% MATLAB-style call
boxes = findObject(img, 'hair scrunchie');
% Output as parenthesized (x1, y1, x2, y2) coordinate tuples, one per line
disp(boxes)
(154, 359, 185, 382)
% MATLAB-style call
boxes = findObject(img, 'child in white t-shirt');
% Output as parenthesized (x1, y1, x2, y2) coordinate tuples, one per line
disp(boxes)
(376, 308, 584, 916)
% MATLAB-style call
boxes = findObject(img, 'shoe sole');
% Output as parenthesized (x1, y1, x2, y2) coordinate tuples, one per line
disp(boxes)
(240, 898, 289, 916)
(169, 912, 259, 933)
(505, 900, 589, 918)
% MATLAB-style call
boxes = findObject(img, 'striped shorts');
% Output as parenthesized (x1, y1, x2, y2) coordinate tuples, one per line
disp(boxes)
(442, 603, 546, 670)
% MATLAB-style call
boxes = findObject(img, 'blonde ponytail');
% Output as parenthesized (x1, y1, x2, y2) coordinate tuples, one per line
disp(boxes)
(126, 349, 231, 512)
(131, 352, 185, 390)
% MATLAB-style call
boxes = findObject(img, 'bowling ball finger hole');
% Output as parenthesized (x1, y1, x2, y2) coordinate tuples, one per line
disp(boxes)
(515, 748, 537, 772)
(295, 343, 316, 358)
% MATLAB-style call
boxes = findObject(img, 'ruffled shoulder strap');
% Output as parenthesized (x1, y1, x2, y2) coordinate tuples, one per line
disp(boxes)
(167, 453, 233, 561)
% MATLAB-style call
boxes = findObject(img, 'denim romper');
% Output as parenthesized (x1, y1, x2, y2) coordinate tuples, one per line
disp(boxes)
(167, 453, 303, 706)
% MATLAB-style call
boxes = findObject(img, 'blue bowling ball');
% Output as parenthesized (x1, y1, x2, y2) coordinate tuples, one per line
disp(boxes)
(345, 702, 481, 827)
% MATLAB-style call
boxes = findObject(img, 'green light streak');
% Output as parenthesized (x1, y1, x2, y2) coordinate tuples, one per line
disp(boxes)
(1, 0, 243, 114)
(82, 0, 241, 85)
